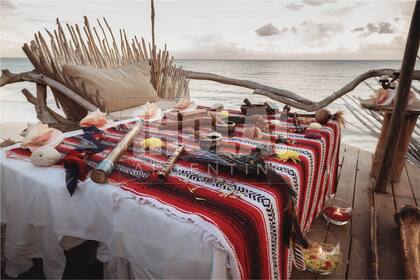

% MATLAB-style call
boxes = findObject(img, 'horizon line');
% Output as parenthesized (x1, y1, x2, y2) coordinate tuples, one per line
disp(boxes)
(0, 56, 404, 61)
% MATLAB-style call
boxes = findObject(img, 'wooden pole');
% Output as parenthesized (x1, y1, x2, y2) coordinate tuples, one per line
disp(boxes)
(151, 0, 156, 48)
(374, 1, 420, 193)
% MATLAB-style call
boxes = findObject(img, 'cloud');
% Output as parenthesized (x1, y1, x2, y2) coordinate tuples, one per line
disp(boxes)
(353, 22, 395, 36)
(377, 22, 393, 34)
(301, 0, 336, 7)
(1, 0, 16, 11)
(366, 23, 378, 33)
(300, 21, 343, 46)
(255, 23, 280, 37)
(285, 3, 304, 11)
(352, 27, 365, 32)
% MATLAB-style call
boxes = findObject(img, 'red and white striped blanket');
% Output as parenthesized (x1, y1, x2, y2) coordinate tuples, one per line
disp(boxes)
(8, 108, 341, 279)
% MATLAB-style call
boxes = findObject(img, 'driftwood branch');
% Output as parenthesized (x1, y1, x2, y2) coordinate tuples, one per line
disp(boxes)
(184, 70, 314, 105)
(21, 88, 74, 124)
(184, 69, 420, 112)
(1, 69, 97, 112)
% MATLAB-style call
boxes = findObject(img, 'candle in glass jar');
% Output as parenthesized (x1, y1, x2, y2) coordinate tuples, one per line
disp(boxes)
(303, 242, 341, 275)
(324, 206, 351, 223)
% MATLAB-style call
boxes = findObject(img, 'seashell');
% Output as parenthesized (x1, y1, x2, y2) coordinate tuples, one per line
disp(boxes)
(21, 122, 64, 152)
(175, 100, 196, 111)
(30, 146, 62, 167)
(308, 122, 323, 130)
(374, 88, 396, 106)
(20, 123, 37, 137)
(22, 122, 53, 148)
(315, 109, 331, 125)
(80, 109, 108, 128)
(247, 115, 266, 131)
(134, 102, 162, 122)
(242, 126, 263, 140)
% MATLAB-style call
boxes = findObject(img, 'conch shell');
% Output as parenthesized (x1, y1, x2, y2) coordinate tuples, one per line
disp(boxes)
(80, 109, 108, 128)
(30, 146, 62, 167)
(21, 122, 53, 148)
(374, 87, 416, 106)
(21, 122, 63, 152)
(135, 102, 162, 122)
(175, 100, 195, 111)
(242, 126, 263, 140)
(374, 88, 396, 106)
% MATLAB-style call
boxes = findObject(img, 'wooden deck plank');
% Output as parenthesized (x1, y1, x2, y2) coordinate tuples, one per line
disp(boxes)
(392, 164, 416, 209)
(336, 142, 346, 183)
(373, 191, 404, 279)
(347, 150, 373, 279)
(405, 162, 420, 205)
(293, 144, 417, 280)
(293, 145, 349, 279)
(326, 145, 359, 279)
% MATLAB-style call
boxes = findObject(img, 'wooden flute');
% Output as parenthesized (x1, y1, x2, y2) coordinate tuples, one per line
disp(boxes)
(157, 145, 185, 182)
(91, 121, 143, 184)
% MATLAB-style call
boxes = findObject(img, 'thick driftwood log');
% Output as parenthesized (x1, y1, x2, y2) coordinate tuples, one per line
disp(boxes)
(1, 69, 98, 112)
(184, 69, 420, 112)
(21, 88, 74, 125)
(395, 205, 420, 280)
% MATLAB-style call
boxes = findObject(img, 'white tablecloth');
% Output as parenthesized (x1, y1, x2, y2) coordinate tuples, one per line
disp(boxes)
(0, 129, 239, 279)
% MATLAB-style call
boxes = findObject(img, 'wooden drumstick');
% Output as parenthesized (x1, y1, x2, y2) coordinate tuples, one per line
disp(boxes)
(91, 121, 143, 184)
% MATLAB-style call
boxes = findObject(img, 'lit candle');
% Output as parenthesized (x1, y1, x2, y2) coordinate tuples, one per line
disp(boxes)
(324, 206, 351, 224)
(303, 242, 341, 274)
(333, 208, 342, 219)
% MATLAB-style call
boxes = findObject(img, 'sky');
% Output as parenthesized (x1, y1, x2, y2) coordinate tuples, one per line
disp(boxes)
(0, 0, 417, 59)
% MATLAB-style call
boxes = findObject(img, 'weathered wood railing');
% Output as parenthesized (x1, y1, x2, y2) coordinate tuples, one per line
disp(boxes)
(3, 68, 420, 115)
(183, 69, 420, 112)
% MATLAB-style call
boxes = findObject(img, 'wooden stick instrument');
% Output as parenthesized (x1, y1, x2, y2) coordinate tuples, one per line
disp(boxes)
(91, 121, 143, 183)
(157, 145, 185, 182)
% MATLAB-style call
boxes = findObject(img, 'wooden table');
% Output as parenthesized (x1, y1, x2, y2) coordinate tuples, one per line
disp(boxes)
(360, 98, 420, 182)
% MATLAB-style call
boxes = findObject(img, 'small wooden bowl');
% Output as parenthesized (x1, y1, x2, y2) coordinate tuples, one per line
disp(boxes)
(215, 121, 236, 134)
(199, 133, 222, 151)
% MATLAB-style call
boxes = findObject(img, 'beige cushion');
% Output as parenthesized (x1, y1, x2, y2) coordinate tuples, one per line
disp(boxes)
(108, 99, 177, 120)
(62, 62, 159, 112)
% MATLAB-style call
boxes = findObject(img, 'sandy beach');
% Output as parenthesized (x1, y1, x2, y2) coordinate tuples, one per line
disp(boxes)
(0, 122, 28, 143)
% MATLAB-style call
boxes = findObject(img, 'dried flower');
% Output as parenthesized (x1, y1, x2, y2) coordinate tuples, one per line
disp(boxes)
(276, 150, 301, 163)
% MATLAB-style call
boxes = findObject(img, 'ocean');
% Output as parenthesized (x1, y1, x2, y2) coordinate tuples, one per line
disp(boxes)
(1, 57, 418, 152)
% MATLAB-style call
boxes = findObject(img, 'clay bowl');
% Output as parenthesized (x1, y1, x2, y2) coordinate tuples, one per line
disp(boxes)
(215, 121, 236, 135)
(199, 132, 222, 151)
